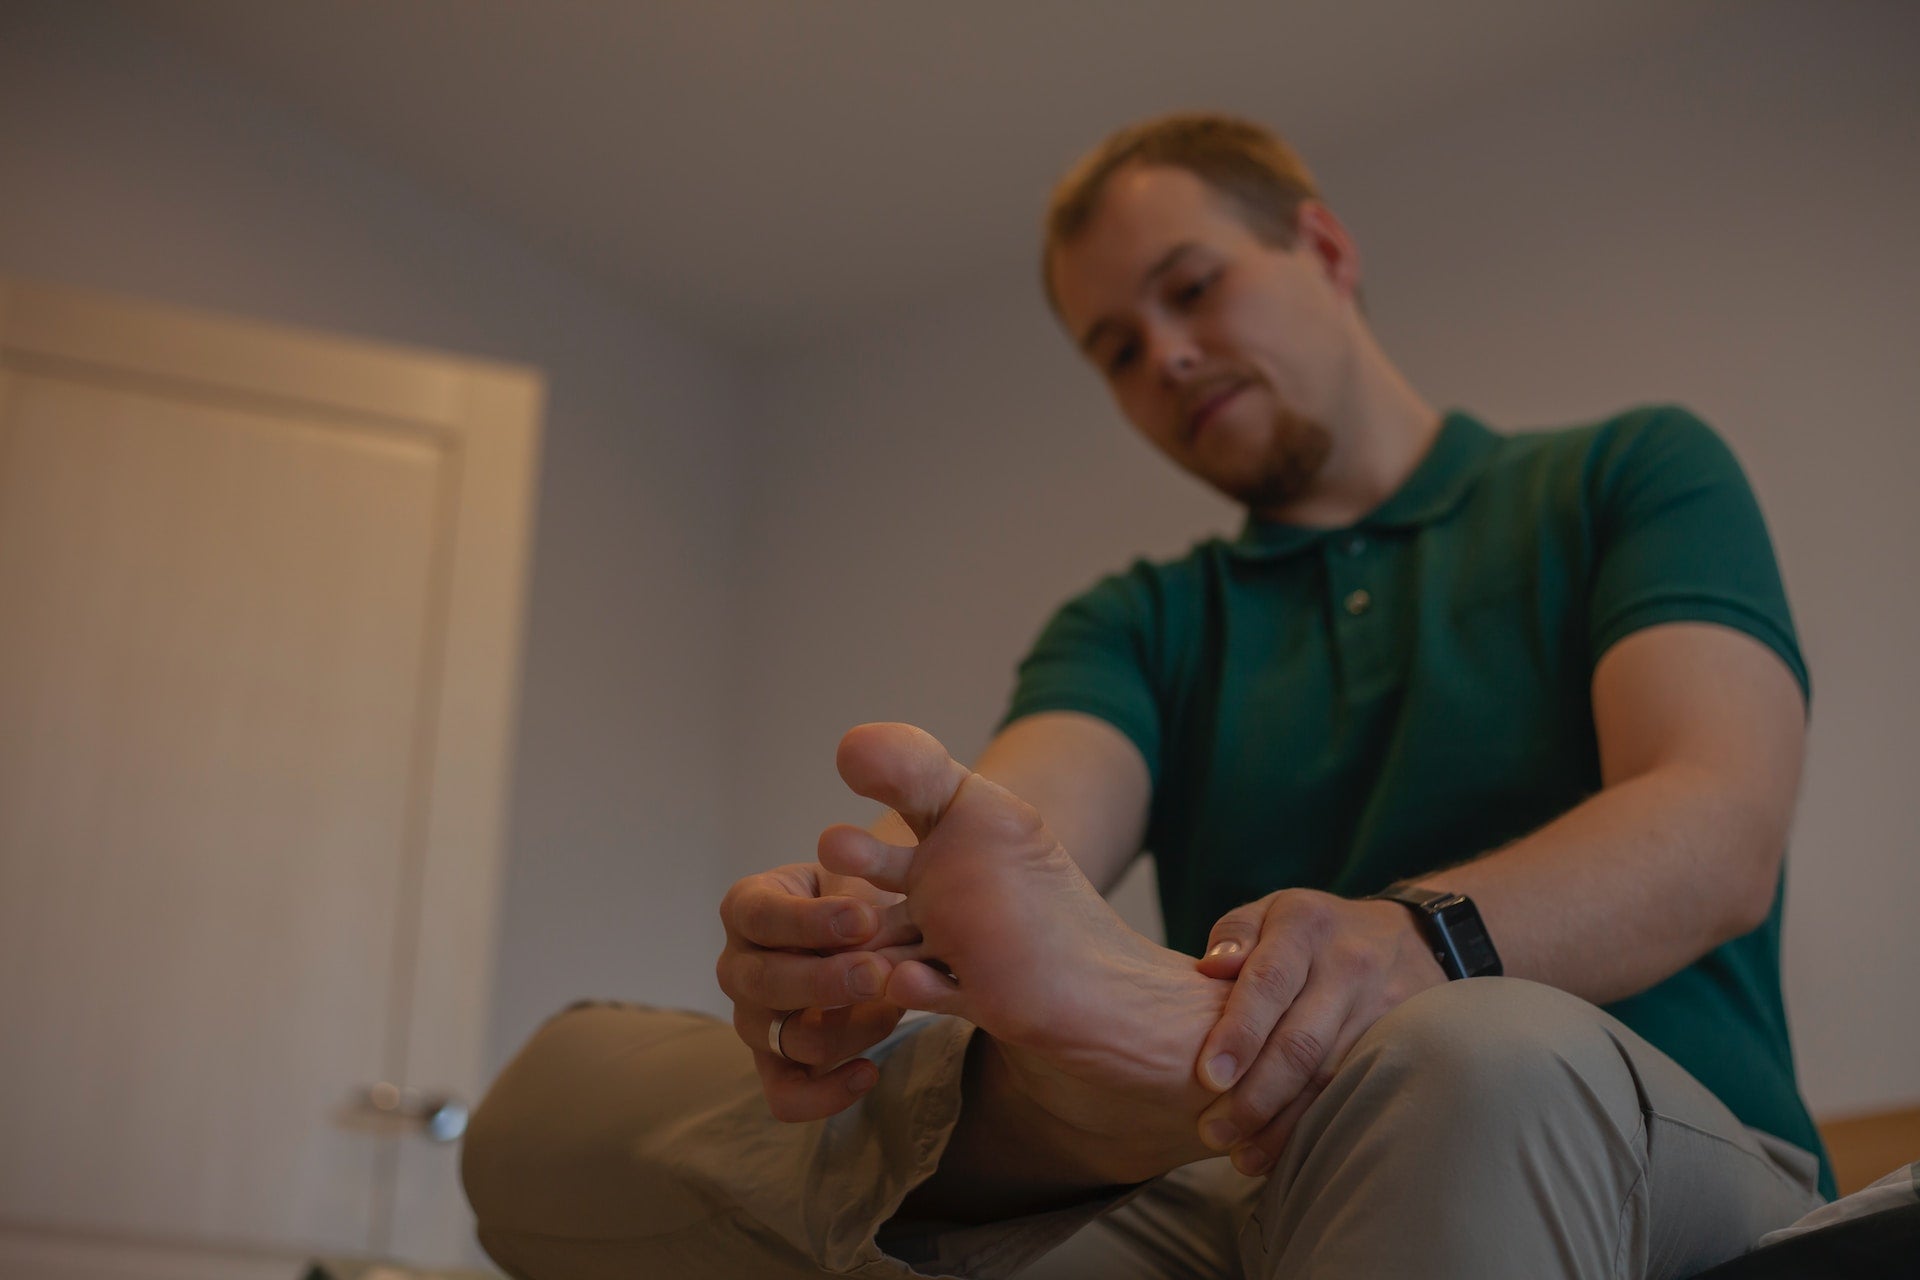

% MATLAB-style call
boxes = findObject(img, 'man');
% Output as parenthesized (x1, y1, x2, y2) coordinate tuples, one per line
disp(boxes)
(463, 113, 1828, 1278)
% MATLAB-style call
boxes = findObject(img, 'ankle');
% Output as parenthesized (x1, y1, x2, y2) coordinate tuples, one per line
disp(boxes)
(978, 1035, 1195, 1186)
(990, 976, 1230, 1182)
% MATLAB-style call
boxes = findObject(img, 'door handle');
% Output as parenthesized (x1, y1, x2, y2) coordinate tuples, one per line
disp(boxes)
(342, 1082, 470, 1142)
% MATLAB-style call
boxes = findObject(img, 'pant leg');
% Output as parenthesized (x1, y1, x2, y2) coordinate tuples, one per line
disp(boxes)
(1242, 977, 1824, 1280)
(460, 1002, 1163, 1280)
(1012, 1157, 1258, 1280)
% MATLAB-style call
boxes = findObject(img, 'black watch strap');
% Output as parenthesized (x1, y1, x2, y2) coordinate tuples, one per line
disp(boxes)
(1369, 884, 1503, 980)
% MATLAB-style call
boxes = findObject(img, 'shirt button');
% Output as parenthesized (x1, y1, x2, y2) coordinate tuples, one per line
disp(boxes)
(1345, 535, 1367, 556)
(1344, 588, 1372, 616)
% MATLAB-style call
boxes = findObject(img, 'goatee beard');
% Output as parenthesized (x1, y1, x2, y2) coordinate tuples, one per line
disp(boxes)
(1232, 411, 1333, 512)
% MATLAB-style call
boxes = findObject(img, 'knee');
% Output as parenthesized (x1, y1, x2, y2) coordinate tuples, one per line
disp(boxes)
(1342, 978, 1637, 1129)
(462, 1002, 748, 1239)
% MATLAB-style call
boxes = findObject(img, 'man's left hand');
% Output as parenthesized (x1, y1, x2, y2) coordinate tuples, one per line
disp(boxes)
(1191, 888, 1448, 1174)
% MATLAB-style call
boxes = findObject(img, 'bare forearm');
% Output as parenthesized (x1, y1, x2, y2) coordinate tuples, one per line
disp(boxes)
(1413, 765, 1783, 1005)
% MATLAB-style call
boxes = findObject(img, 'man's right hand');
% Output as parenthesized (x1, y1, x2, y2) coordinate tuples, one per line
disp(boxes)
(717, 709, 1154, 1125)
(716, 861, 911, 1121)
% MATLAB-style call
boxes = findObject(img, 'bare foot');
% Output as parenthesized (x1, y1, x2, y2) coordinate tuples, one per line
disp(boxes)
(818, 723, 1229, 1181)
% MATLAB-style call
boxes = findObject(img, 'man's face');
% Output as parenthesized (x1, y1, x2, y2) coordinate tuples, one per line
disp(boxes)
(1048, 164, 1360, 511)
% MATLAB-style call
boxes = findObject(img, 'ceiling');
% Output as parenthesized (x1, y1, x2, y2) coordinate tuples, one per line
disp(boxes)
(124, 1, 1690, 351)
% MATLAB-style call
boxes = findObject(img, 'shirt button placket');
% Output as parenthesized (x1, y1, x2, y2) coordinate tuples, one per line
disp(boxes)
(1328, 531, 1388, 694)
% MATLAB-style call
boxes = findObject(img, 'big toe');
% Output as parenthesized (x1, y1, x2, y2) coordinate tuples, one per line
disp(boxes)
(835, 723, 970, 839)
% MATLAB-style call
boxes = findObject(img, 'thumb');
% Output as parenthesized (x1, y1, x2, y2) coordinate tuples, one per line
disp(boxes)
(1196, 904, 1261, 977)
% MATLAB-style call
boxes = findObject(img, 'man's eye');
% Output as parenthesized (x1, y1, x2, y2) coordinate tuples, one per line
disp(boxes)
(1173, 273, 1216, 307)
(1107, 342, 1139, 375)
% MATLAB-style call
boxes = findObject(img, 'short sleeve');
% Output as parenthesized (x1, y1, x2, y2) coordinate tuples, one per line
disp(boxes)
(997, 563, 1165, 785)
(1587, 406, 1809, 702)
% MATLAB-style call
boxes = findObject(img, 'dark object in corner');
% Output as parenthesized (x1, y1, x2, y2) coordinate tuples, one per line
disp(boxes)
(1687, 1202, 1920, 1279)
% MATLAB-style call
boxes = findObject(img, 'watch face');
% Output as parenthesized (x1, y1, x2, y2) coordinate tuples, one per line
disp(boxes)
(1434, 898, 1502, 977)
(1448, 920, 1500, 977)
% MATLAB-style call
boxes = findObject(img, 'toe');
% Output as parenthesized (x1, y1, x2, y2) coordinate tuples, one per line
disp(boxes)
(836, 724, 971, 840)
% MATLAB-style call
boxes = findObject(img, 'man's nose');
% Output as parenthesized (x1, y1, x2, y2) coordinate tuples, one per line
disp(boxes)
(1150, 331, 1201, 385)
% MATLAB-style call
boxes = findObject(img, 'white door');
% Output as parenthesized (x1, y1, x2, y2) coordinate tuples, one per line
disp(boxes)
(0, 280, 541, 1278)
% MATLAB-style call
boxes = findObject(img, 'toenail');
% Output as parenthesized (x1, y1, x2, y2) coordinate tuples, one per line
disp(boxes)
(1202, 1119, 1240, 1150)
(848, 962, 882, 998)
(1205, 1053, 1238, 1089)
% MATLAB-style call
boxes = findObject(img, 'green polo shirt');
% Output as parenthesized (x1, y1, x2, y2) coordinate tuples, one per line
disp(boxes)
(1000, 403, 1830, 1191)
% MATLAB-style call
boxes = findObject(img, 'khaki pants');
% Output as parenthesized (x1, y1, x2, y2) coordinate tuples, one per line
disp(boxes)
(461, 978, 1822, 1279)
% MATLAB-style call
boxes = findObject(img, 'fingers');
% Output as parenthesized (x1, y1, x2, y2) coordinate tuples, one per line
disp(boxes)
(753, 1049, 880, 1123)
(720, 865, 880, 951)
(1195, 902, 1264, 979)
(739, 1000, 903, 1070)
(835, 723, 971, 842)
(865, 899, 921, 951)
(1194, 892, 1434, 1175)
(717, 943, 892, 1012)
(870, 935, 933, 968)
(817, 823, 915, 893)
(1195, 922, 1314, 1093)
(1197, 975, 1350, 1165)
(1222, 999, 1373, 1176)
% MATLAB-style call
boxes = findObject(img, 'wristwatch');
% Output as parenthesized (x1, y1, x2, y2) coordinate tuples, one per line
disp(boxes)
(1369, 883, 1503, 980)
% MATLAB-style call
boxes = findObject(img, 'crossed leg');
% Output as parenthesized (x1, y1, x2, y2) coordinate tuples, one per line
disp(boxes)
(803, 722, 1822, 1276)
(464, 722, 1822, 1279)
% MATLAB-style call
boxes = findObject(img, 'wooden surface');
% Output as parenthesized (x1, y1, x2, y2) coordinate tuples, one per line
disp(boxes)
(1818, 1105, 1920, 1198)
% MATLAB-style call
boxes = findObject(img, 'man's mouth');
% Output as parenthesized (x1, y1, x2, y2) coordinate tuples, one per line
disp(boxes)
(1186, 383, 1246, 440)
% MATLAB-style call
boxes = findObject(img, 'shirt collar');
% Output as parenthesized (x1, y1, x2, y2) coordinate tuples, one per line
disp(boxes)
(1227, 410, 1501, 561)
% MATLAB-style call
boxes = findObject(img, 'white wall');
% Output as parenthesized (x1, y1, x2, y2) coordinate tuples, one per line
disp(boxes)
(1321, 0, 1920, 1116)
(5, 0, 1912, 1122)
(730, 286, 1208, 938)
(0, 0, 744, 1073)
(738, 0, 1920, 1115)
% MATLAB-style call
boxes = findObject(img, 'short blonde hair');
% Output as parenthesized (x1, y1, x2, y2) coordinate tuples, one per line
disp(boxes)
(1042, 112, 1321, 310)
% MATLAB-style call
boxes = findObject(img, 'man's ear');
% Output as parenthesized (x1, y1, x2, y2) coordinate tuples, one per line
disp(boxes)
(1293, 200, 1364, 301)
